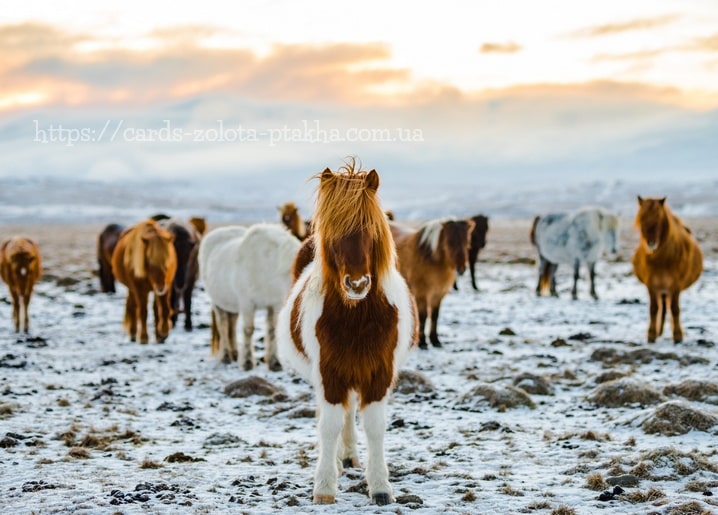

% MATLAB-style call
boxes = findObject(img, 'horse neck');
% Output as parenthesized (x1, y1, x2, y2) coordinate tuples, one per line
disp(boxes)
(293, 215, 306, 239)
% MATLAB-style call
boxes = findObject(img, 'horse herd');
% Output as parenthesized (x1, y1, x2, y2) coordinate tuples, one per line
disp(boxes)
(0, 161, 705, 505)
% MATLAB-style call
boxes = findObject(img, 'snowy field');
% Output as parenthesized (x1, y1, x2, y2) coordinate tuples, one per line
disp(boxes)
(1, 220, 717, 515)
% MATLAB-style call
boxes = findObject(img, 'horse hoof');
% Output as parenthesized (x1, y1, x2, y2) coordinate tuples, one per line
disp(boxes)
(242, 360, 254, 371)
(430, 338, 442, 348)
(372, 493, 392, 505)
(221, 354, 232, 364)
(184, 325, 193, 332)
(342, 457, 360, 469)
(418, 341, 428, 350)
(268, 360, 283, 372)
(313, 494, 335, 504)
(647, 337, 656, 344)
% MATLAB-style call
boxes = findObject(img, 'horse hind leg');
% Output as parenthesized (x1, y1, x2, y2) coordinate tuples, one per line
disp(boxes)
(10, 291, 20, 332)
(264, 306, 281, 371)
(536, 256, 548, 296)
(22, 292, 31, 333)
(571, 259, 580, 300)
(588, 262, 598, 300)
(362, 399, 393, 505)
(239, 307, 255, 370)
(212, 306, 235, 363)
(549, 263, 559, 297)
(658, 293, 667, 338)
(669, 291, 683, 343)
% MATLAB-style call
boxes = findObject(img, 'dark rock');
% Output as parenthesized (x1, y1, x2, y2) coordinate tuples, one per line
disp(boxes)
(499, 327, 516, 336)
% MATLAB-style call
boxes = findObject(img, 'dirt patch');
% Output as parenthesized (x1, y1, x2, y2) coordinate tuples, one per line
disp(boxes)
(456, 384, 535, 412)
(640, 401, 717, 436)
(664, 380, 718, 405)
(588, 378, 665, 407)
(224, 376, 286, 398)
(513, 373, 553, 395)
(590, 347, 709, 366)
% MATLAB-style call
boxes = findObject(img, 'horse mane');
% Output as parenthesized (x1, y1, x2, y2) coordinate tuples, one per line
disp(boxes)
(635, 198, 691, 262)
(124, 220, 172, 278)
(313, 159, 395, 278)
(417, 218, 452, 260)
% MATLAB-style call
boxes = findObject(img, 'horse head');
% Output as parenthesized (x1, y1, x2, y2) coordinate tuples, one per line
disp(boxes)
(315, 164, 393, 305)
(442, 219, 474, 275)
(140, 222, 176, 296)
(636, 196, 667, 253)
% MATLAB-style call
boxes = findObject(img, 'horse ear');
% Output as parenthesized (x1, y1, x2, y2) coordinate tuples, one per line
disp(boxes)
(320, 168, 333, 182)
(637, 195, 644, 205)
(659, 197, 666, 205)
(366, 169, 379, 192)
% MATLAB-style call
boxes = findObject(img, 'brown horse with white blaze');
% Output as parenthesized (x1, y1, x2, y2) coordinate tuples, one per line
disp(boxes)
(391, 217, 474, 348)
(632, 196, 703, 343)
(278, 161, 417, 505)
(0, 237, 42, 332)
(112, 219, 177, 344)
(97, 223, 125, 293)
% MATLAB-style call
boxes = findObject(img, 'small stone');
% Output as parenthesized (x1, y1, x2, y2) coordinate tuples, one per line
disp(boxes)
(597, 491, 615, 501)
(499, 328, 516, 336)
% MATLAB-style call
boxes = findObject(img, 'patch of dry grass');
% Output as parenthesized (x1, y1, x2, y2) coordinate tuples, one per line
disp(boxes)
(587, 378, 665, 407)
(585, 472, 608, 491)
(623, 486, 666, 504)
(664, 380, 718, 404)
(641, 401, 717, 435)
(666, 501, 714, 514)
(550, 505, 576, 515)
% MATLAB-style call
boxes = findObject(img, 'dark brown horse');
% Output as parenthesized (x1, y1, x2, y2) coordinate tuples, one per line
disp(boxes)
(278, 202, 311, 240)
(632, 196, 703, 343)
(157, 217, 205, 331)
(454, 214, 489, 291)
(278, 162, 417, 505)
(392, 218, 473, 348)
(97, 223, 125, 293)
(0, 237, 42, 332)
(112, 219, 177, 344)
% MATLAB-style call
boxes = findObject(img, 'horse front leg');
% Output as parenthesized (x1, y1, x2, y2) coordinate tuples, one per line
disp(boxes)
(670, 291, 683, 343)
(265, 306, 281, 371)
(647, 289, 659, 343)
(135, 289, 150, 344)
(588, 262, 598, 300)
(239, 307, 255, 370)
(536, 256, 548, 296)
(416, 299, 428, 349)
(155, 291, 172, 343)
(10, 291, 20, 332)
(340, 394, 359, 469)
(22, 291, 31, 333)
(469, 248, 479, 291)
(572, 259, 580, 300)
(183, 281, 194, 331)
(124, 293, 137, 342)
(313, 400, 344, 504)
(363, 399, 392, 505)
(429, 298, 443, 347)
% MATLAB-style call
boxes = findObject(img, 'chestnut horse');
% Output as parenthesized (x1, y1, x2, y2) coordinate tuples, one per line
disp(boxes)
(391, 217, 474, 349)
(112, 219, 177, 344)
(97, 223, 125, 293)
(0, 237, 42, 332)
(278, 202, 311, 241)
(157, 217, 205, 331)
(632, 196, 703, 343)
(278, 163, 417, 505)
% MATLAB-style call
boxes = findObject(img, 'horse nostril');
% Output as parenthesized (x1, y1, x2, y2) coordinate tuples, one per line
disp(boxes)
(344, 275, 352, 290)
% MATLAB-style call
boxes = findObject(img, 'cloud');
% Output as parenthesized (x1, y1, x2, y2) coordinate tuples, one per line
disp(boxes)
(479, 41, 522, 54)
(568, 14, 680, 38)
(0, 21, 412, 109)
(591, 48, 669, 63)
(688, 32, 718, 52)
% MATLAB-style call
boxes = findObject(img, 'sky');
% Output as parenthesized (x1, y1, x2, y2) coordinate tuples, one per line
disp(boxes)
(0, 1, 716, 194)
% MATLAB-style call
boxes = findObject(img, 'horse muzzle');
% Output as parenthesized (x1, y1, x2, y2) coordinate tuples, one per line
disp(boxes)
(343, 274, 371, 301)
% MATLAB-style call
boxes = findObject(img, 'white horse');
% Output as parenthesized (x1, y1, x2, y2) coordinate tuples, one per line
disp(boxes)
(199, 223, 300, 370)
(530, 207, 619, 299)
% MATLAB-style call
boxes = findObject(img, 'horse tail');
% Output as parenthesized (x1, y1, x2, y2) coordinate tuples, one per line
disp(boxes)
(530, 216, 540, 246)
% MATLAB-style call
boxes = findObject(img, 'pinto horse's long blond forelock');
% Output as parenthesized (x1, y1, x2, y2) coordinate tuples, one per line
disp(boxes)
(312, 162, 396, 279)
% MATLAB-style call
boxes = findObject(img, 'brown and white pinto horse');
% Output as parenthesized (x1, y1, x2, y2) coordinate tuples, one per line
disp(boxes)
(97, 223, 125, 293)
(391, 217, 474, 348)
(0, 237, 42, 332)
(112, 219, 177, 344)
(632, 196, 703, 343)
(278, 162, 417, 505)
(278, 202, 311, 240)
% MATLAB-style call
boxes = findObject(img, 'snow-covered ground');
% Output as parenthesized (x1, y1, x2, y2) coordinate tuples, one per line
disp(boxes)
(1, 221, 717, 514)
